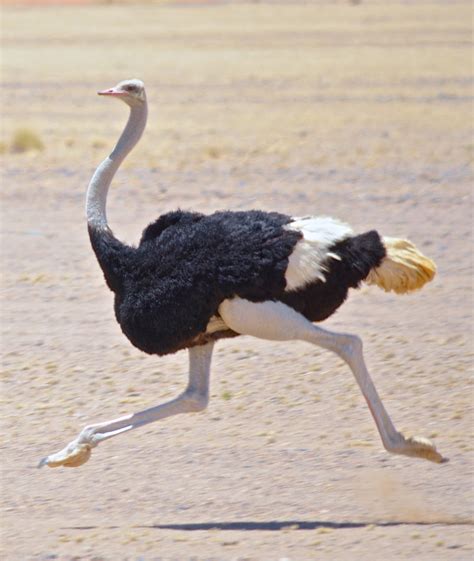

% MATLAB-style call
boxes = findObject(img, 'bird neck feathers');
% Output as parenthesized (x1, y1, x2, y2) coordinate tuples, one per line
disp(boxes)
(88, 225, 135, 294)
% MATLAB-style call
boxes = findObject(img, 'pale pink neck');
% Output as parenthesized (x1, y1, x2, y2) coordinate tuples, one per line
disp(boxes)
(86, 101, 148, 230)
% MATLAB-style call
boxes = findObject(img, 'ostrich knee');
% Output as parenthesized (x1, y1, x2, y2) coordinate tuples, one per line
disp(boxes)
(181, 388, 209, 413)
(333, 333, 364, 362)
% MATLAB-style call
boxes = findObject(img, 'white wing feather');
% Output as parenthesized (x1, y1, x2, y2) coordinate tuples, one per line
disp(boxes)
(284, 216, 353, 291)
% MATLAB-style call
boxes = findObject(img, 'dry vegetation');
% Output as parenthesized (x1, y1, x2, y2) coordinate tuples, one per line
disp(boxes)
(1, 2, 471, 173)
(1, 1, 473, 561)
(9, 128, 44, 153)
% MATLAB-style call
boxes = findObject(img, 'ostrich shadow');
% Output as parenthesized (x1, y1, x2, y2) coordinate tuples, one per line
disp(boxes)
(142, 518, 472, 531)
(66, 518, 472, 532)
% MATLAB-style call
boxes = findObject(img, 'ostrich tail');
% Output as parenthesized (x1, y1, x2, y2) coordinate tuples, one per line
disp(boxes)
(365, 237, 436, 294)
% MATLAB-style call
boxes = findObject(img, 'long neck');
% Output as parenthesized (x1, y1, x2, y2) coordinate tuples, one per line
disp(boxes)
(86, 100, 147, 294)
(86, 101, 148, 230)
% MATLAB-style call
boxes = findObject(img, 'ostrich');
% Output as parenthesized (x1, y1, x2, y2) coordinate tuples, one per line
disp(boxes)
(39, 79, 445, 469)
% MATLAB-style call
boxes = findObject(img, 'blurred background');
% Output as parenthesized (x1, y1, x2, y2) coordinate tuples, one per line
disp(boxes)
(2, 0, 471, 194)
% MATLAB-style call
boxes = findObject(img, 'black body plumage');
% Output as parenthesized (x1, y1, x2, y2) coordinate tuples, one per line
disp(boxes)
(88, 210, 385, 356)
(280, 230, 386, 322)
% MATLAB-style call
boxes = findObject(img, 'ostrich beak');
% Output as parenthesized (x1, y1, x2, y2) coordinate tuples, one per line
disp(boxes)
(98, 88, 124, 97)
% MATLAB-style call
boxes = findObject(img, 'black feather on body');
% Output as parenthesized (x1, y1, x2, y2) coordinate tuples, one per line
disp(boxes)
(89, 210, 301, 355)
(280, 230, 386, 322)
(89, 211, 386, 356)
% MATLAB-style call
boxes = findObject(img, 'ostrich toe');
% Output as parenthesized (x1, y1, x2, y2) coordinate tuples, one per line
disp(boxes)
(38, 440, 92, 468)
(393, 434, 447, 464)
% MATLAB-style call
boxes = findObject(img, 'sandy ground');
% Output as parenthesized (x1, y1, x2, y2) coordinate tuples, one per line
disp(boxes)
(1, 1, 473, 560)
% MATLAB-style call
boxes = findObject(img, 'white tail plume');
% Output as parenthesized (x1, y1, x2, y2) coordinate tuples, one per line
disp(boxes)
(365, 237, 436, 294)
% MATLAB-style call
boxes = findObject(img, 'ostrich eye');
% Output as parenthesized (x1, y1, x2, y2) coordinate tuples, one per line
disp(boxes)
(124, 84, 137, 92)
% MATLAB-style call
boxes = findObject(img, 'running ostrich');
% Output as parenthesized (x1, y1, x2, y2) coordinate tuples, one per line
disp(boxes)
(39, 79, 445, 468)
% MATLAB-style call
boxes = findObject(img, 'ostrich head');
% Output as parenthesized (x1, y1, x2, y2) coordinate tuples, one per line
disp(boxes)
(98, 79, 146, 107)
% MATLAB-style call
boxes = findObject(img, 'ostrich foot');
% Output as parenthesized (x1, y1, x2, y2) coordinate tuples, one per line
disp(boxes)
(38, 436, 95, 468)
(390, 433, 447, 464)
(38, 418, 134, 468)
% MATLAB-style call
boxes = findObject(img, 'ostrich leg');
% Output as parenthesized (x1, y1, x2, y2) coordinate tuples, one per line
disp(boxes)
(39, 343, 214, 468)
(219, 298, 446, 463)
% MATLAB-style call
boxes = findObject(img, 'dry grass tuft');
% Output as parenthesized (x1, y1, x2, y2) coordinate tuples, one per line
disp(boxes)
(10, 128, 44, 153)
(204, 145, 223, 159)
